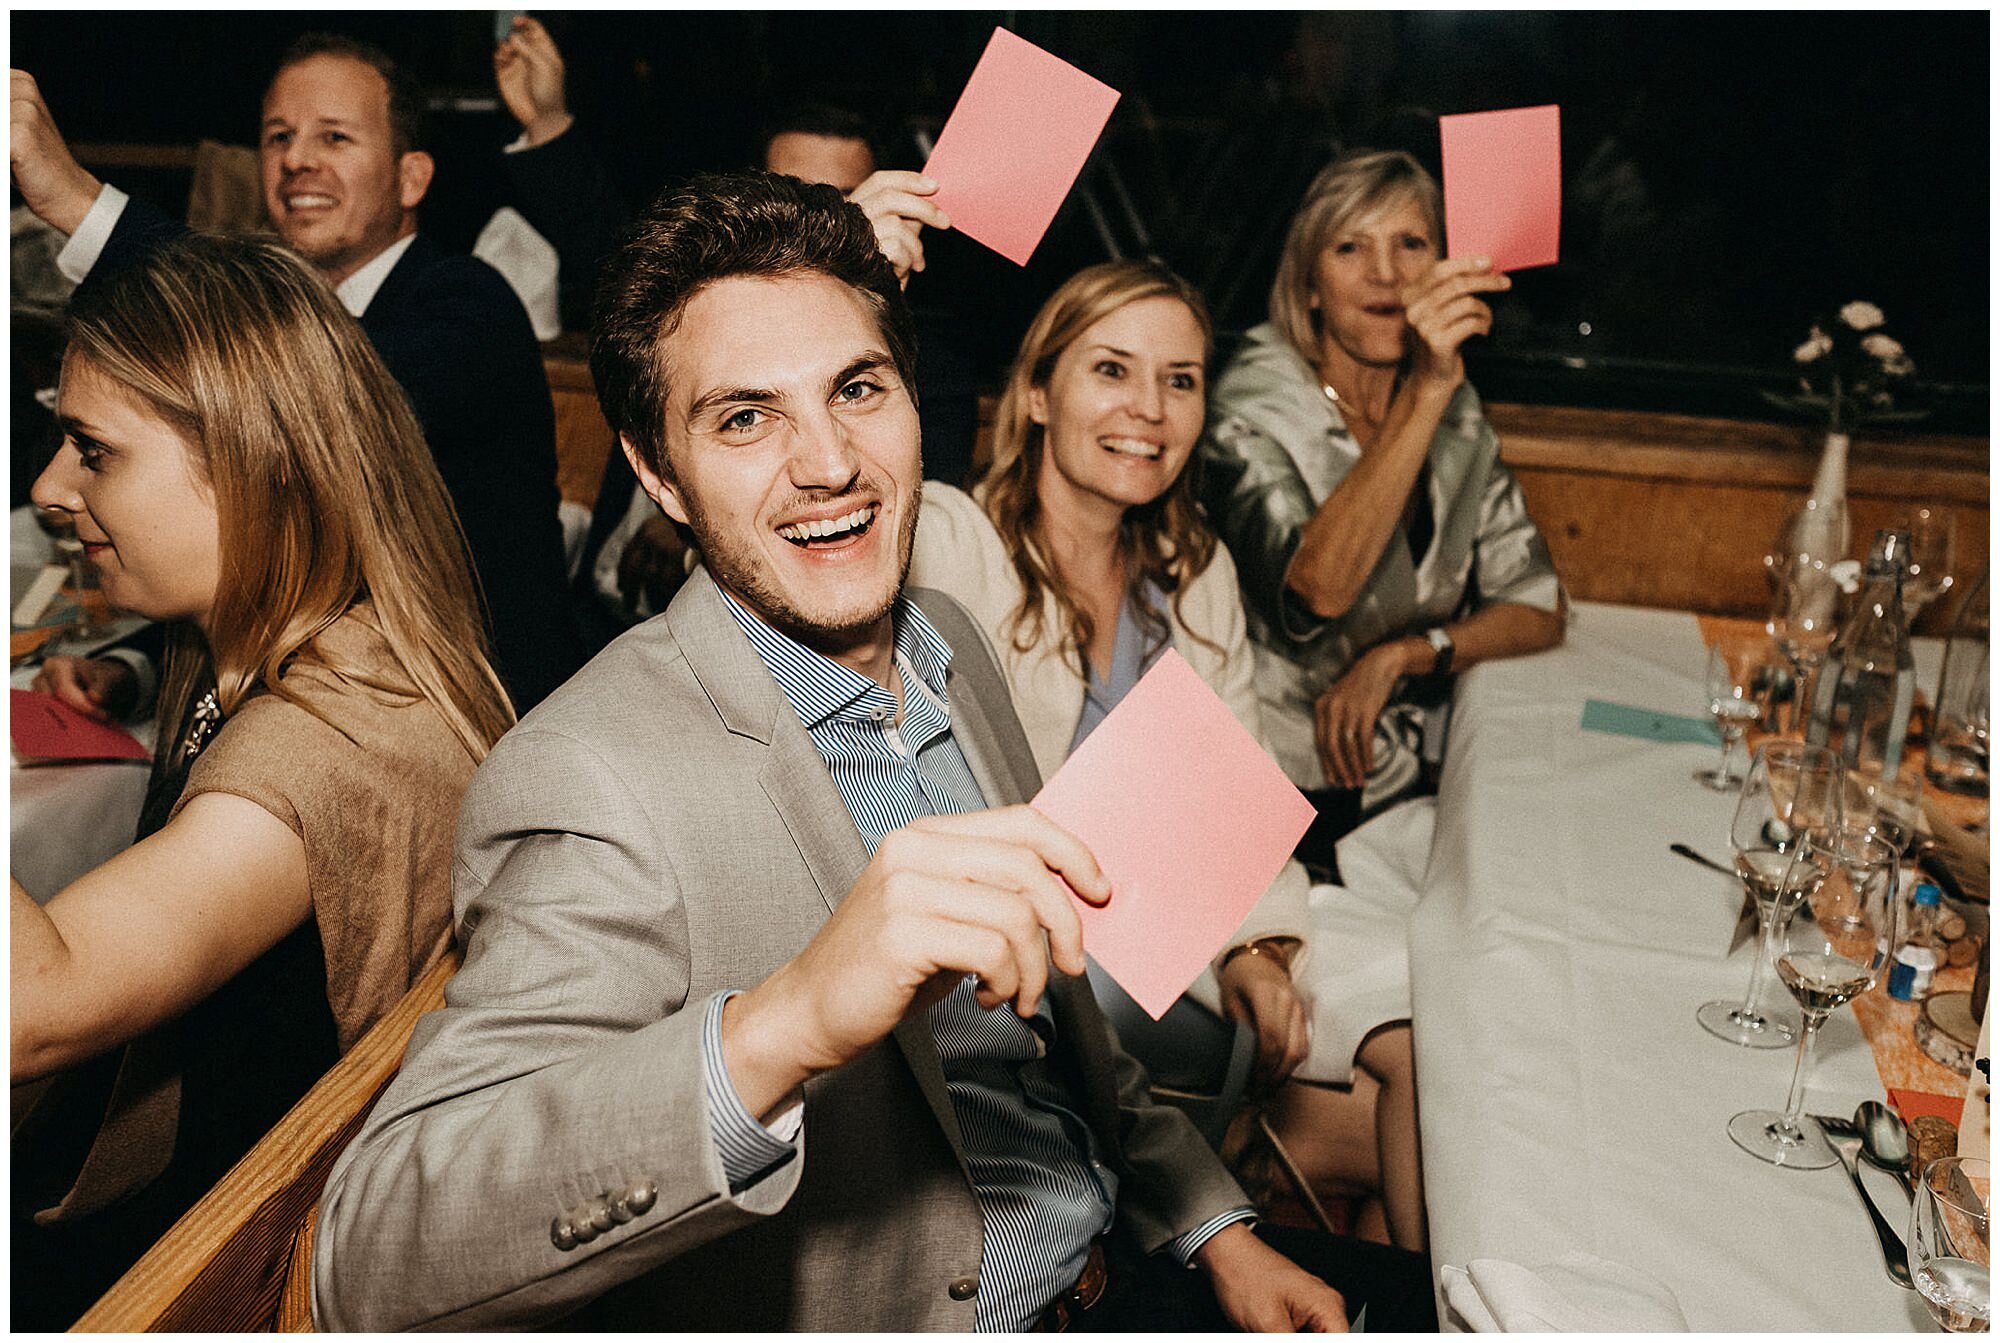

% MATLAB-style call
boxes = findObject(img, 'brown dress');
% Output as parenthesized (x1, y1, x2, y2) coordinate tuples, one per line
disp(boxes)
(13, 605, 476, 1327)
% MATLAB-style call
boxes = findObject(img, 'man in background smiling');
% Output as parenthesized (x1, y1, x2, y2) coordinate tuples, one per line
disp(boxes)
(10, 35, 583, 712)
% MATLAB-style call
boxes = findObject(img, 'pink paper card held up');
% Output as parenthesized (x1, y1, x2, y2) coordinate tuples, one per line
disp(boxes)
(10, 689, 148, 764)
(1439, 103, 1562, 272)
(1031, 651, 1314, 1019)
(921, 28, 1120, 267)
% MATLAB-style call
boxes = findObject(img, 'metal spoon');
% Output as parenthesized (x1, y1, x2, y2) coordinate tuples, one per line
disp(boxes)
(1669, 843, 1735, 879)
(1856, 1101, 1916, 1199)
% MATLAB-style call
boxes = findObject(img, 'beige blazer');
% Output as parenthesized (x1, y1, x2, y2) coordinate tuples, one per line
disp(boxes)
(908, 484, 1313, 1010)
(311, 567, 1245, 1331)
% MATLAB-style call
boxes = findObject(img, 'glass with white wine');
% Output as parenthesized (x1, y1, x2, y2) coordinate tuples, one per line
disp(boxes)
(1727, 823, 1899, 1167)
(1911, 1156, 1991, 1332)
(1698, 741, 1842, 1049)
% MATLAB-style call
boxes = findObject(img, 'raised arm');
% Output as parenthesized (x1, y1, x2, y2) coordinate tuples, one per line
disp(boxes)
(1285, 257, 1510, 620)
(12, 791, 310, 1082)
(315, 718, 1111, 1330)
(9, 69, 102, 235)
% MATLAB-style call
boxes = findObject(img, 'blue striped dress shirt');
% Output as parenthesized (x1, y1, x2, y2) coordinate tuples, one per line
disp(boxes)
(699, 592, 1251, 1328)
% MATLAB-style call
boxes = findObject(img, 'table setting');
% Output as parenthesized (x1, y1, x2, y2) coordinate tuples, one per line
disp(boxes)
(1406, 584, 1986, 1330)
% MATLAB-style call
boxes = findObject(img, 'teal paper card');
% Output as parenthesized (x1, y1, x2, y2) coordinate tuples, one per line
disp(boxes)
(1580, 698, 1721, 746)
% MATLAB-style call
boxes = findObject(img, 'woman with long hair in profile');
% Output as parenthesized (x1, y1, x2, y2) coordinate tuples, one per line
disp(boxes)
(11, 233, 514, 1327)
(907, 259, 1425, 1251)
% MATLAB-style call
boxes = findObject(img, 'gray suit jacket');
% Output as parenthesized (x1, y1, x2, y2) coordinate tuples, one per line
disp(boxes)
(312, 567, 1245, 1330)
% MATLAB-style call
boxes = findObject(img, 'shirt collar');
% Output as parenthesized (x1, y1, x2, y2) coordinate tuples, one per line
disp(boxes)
(333, 232, 419, 318)
(717, 588, 954, 731)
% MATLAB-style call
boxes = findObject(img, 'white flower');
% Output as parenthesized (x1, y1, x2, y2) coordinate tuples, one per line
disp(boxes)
(1794, 339, 1826, 364)
(1886, 354, 1916, 377)
(1861, 332, 1904, 360)
(1840, 300, 1885, 331)
(1830, 559, 1863, 595)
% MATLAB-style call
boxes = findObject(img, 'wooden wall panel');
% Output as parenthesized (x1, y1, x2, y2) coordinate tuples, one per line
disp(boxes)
(1487, 404, 1988, 631)
(545, 349, 615, 510)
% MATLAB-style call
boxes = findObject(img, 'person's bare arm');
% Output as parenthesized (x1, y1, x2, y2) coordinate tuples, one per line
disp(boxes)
(12, 791, 310, 1081)
(1314, 599, 1565, 788)
(1285, 258, 1510, 620)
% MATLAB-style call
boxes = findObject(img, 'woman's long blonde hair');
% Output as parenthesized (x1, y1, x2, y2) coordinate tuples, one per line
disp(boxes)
(63, 233, 513, 762)
(976, 260, 1218, 673)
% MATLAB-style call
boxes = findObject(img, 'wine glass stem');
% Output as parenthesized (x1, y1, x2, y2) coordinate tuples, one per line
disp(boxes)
(1737, 899, 1780, 1019)
(1791, 654, 1826, 737)
(1777, 1010, 1829, 1134)
(1719, 727, 1743, 779)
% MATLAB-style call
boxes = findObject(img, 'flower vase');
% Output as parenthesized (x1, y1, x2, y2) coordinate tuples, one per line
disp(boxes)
(1792, 429, 1852, 562)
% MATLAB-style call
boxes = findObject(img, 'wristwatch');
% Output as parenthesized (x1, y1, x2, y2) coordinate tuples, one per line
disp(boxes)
(1424, 626, 1455, 675)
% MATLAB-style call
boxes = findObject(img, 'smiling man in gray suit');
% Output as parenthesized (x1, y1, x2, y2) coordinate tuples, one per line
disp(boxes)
(311, 171, 1432, 1333)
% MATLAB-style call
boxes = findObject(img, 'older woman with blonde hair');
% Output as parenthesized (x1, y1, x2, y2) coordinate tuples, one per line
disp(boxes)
(1201, 148, 1565, 862)
(12, 233, 513, 1327)
(908, 258, 1427, 1251)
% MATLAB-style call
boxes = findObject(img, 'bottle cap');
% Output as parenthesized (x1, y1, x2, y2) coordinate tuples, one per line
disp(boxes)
(1914, 881, 1942, 906)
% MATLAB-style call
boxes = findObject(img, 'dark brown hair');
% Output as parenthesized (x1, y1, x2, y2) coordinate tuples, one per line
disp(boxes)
(589, 171, 917, 478)
(274, 32, 428, 157)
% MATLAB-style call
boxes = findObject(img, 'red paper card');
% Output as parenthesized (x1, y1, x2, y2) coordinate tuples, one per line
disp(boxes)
(1031, 651, 1315, 1019)
(1439, 103, 1562, 272)
(1890, 1087, 1966, 1127)
(10, 688, 148, 763)
(920, 27, 1121, 267)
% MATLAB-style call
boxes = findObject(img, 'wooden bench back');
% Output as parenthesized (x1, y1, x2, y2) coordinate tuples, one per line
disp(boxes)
(72, 947, 461, 1332)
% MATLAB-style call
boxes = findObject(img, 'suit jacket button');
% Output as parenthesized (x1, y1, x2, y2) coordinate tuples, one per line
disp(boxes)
(587, 1199, 616, 1234)
(948, 1276, 979, 1301)
(625, 1180, 658, 1216)
(551, 1217, 578, 1251)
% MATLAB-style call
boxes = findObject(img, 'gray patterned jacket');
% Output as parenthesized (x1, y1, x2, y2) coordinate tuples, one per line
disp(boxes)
(1197, 323, 1563, 807)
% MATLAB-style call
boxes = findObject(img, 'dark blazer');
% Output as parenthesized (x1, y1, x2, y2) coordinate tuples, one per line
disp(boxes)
(89, 201, 585, 713)
(311, 570, 1245, 1330)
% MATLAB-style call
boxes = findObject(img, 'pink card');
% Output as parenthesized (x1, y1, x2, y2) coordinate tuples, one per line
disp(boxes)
(1031, 651, 1314, 1019)
(1439, 103, 1562, 272)
(10, 688, 149, 763)
(920, 28, 1121, 267)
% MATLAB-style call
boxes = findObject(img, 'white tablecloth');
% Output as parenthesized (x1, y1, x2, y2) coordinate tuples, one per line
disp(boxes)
(10, 660, 155, 903)
(1408, 602, 1932, 1330)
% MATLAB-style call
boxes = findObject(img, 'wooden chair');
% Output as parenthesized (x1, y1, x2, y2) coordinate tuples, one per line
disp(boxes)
(71, 947, 462, 1332)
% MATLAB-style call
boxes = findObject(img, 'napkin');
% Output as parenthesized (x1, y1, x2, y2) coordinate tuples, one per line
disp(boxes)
(1579, 698, 1719, 747)
(472, 207, 561, 341)
(1440, 1252, 1689, 1332)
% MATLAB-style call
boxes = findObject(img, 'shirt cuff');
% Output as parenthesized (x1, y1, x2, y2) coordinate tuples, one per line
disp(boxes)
(56, 183, 128, 283)
(98, 646, 158, 720)
(702, 990, 802, 1192)
(1167, 1207, 1259, 1266)
(502, 130, 532, 155)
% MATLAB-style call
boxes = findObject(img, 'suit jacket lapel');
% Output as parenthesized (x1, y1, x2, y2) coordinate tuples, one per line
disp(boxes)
(668, 571, 966, 1150)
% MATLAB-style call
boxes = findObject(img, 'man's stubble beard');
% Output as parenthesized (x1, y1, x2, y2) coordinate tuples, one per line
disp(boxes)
(680, 477, 923, 653)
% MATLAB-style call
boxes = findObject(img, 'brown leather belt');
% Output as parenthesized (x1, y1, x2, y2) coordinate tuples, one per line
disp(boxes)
(1028, 1239, 1109, 1332)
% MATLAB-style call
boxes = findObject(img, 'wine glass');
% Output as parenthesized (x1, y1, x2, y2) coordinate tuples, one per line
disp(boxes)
(1901, 506, 1957, 628)
(1769, 556, 1843, 735)
(1847, 759, 1926, 894)
(1911, 1156, 1991, 1332)
(1697, 741, 1843, 1048)
(1727, 824, 1899, 1167)
(1697, 634, 1771, 790)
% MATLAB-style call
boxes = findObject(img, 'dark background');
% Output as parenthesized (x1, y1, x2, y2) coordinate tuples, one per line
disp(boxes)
(11, 9, 1990, 432)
